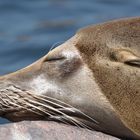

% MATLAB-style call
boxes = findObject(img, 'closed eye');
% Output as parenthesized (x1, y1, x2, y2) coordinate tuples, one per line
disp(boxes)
(110, 50, 140, 68)
(44, 56, 66, 62)
(124, 59, 140, 68)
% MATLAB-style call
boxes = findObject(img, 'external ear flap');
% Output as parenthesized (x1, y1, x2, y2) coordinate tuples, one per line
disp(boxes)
(111, 49, 140, 67)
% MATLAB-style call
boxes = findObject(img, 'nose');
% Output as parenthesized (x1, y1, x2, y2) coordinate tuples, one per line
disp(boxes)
(0, 57, 46, 121)
(0, 57, 44, 82)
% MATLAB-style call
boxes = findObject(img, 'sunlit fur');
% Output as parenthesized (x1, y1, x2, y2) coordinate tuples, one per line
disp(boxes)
(0, 17, 140, 140)
(74, 17, 140, 137)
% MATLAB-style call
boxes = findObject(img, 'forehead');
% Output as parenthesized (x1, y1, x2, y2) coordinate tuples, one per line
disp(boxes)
(75, 18, 140, 53)
(77, 17, 140, 35)
(47, 18, 140, 59)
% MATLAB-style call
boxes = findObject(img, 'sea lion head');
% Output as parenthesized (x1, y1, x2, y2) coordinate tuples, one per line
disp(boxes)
(0, 17, 140, 139)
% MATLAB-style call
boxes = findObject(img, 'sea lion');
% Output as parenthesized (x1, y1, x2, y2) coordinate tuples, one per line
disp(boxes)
(0, 17, 140, 140)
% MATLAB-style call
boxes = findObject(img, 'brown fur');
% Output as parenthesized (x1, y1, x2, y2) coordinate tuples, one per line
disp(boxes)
(74, 17, 140, 136)
(0, 17, 140, 139)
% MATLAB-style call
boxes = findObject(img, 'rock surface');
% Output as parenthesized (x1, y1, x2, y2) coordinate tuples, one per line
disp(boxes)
(0, 121, 120, 140)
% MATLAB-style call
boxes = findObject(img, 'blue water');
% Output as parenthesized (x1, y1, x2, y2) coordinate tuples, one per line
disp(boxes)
(0, 0, 140, 124)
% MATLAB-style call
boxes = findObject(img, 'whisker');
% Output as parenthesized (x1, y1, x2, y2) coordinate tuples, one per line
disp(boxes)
(24, 95, 94, 130)
(37, 94, 98, 124)
(23, 97, 84, 128)
(0, 86, 97, 131)
(26, 91, 68, 110)
(48, 41, 64, 54)
(58, 108, 75, 112)
(73, 108, 99, 124)
(25, 98, 70, 116)
(26, 102, 53, 117)
(4, 93, 43, 116)
(48, 115, 73, 126)
(62, 115, 94, 130)
(4, 89, 58, 117)
(0, 94, 9, 106)
(0, 100, 10, 109)
(23, 95, 87, 128)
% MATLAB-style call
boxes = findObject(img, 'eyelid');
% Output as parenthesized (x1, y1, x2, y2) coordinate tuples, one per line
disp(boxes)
(44, 56, 66, 62)
(124, 59, 140, 67)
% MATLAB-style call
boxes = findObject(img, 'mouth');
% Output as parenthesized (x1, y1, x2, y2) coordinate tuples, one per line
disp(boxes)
(0, 84, 98, 129)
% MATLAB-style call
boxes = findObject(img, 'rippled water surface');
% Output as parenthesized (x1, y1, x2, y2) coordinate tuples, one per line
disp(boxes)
(0, 0, 140, 123)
